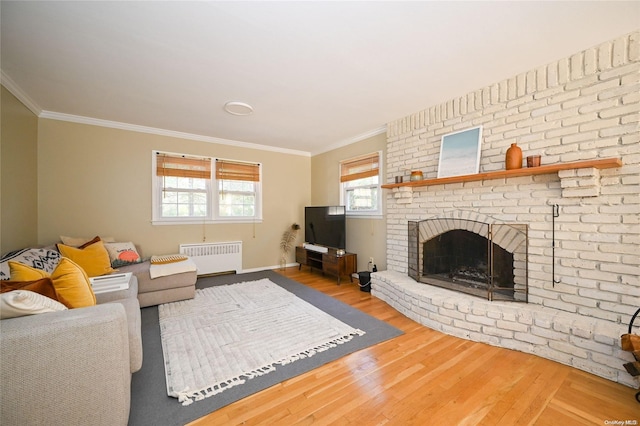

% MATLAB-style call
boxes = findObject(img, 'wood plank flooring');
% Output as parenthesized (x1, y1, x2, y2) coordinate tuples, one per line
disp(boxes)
(188, 268, 639, 425)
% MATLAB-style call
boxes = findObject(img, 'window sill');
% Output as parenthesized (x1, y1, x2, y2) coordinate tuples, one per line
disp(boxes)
(152, 218, 263, 226)
(346, 213, 384, 220)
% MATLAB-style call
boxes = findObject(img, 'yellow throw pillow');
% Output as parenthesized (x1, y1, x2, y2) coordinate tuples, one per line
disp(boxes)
(9, 261, 49, 281)
(8, 258, 96, 308)
(50, 258, 96, 308)
(57, 240, 116, 277)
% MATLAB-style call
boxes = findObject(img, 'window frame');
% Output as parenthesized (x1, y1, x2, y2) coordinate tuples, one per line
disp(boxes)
(339, 151, 383, 218)
(152, 151, 263, 225)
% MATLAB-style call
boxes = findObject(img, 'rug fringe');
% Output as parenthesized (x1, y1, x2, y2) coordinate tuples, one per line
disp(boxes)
(175, 329, 367, 406)
(277, 330, 366, 365)
(175, 376, 247, 406)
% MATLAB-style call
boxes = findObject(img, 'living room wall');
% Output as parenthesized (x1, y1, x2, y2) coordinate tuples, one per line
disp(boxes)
(310, 132, 387, 272)
(35, 119, 311, 271)
(1, 85, 38, 253)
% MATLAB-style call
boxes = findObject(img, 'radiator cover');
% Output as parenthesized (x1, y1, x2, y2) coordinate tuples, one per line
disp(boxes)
(179, 241, 242, 275)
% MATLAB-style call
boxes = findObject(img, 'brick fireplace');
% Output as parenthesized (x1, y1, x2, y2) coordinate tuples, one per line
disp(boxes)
(409, 212, 528, 302)
(373, 31, 639, 387)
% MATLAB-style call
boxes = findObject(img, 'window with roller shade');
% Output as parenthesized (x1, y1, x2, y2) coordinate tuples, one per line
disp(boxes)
(339, 151, 382, 216)
(152, 151, 262, 224)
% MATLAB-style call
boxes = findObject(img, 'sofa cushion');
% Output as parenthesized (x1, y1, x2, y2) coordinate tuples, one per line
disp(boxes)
(10, 259, 97, 309)
(57, 239, 116, 277)
(0, 277, 66, 305)
(103, 241, 143, 268)
(0, 248, 61, 280)
(1, 290, 68, 319)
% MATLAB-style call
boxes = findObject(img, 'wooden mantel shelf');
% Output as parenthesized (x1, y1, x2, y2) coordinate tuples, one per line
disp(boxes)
(381, 158, 623, 189)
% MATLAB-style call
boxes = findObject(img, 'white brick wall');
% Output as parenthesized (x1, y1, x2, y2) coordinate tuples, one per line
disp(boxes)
(379, 31, 640, 387)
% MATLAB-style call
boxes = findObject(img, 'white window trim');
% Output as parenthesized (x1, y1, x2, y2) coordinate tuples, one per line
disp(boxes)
(151, 151, 263, 225)
(339, 150, 383, 219)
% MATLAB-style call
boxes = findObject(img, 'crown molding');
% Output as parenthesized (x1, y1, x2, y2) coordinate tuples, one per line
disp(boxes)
(311, 126, 387, 156)
(1, 70, 42, 116)
(2, 69, 381, 157)
(38, 111, 312, 157)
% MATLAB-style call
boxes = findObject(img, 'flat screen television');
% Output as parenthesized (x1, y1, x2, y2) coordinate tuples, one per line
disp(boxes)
(304, 206, 346, 250)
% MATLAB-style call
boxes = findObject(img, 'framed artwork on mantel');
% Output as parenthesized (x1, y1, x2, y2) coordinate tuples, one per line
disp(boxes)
(437, 126, 483, 178)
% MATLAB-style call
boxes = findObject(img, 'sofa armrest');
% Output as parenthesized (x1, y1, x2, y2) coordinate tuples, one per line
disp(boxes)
(0, 304, 131, 426)
(105, 296, 143, 373)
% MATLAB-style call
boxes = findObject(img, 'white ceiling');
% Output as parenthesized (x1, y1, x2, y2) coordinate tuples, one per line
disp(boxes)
(2, 1, 639, 156)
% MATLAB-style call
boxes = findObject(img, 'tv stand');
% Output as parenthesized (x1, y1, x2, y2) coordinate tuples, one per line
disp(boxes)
(302, 243, 328, 253)
(296, 246, 357, 285)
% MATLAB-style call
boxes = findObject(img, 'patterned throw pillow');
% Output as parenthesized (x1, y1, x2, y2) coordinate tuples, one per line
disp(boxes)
(0, 248, 61, 280)
(103, 242, 143, 268)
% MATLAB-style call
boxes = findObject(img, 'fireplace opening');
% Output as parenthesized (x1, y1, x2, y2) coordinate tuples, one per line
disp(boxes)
(423, 230, 514, 298)
(408, 217, 528, 302)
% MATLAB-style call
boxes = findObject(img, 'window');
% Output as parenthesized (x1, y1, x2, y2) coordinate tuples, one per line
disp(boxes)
(215, 159, 261, 220)
(152, 152, 261, 224)
(340, 151, 382, 217)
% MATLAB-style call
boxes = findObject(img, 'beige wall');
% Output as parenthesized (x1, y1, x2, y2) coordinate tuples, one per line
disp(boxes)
(310, 132, 387, 272)
(36, 119, 311, 270)
(1, 85, 39, 253)
(3, 86, 384, 273)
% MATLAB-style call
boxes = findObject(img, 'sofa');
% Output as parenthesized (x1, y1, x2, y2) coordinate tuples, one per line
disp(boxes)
(0, 239, 199, 425)
(0, 274, 142, 426)
(50, 236, 198, 308)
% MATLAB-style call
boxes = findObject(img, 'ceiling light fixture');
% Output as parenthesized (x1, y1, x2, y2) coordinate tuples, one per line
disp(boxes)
(224, 101, 253, 116)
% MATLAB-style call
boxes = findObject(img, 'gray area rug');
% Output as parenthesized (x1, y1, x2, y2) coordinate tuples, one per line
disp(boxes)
(129, 270, 403, 426)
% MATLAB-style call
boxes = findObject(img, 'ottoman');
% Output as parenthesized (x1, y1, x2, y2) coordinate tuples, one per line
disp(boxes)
(118, 260, 198, 308)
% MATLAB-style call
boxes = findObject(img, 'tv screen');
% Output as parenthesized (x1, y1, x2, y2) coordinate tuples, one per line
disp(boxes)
(304, 206, 346, 250)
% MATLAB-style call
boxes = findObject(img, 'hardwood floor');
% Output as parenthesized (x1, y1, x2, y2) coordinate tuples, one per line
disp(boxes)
(188, 268, 639, 425)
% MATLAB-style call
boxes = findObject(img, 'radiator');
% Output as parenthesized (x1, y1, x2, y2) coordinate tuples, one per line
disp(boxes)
(179, 241, 242, 275)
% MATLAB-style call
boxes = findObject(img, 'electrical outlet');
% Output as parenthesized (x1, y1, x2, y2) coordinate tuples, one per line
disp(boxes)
(369, 257, 374, 264)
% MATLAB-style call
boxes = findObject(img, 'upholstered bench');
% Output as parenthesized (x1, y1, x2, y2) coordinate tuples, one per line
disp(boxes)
(118, 259, 197, 308)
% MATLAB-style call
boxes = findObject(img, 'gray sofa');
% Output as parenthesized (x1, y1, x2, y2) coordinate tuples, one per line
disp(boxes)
(0, 276, 142, 426)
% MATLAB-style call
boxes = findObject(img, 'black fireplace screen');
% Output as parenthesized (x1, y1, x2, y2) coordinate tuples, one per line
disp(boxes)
(408, 219, 528, 302)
